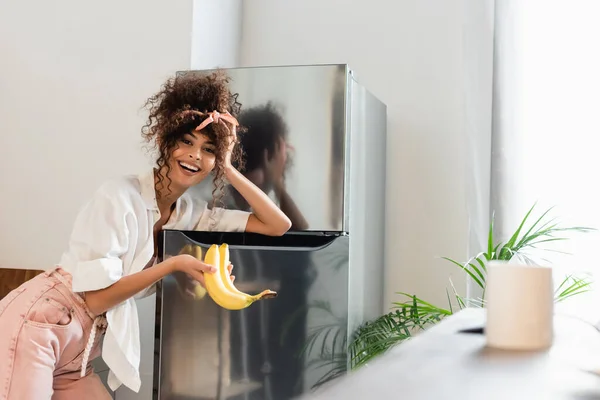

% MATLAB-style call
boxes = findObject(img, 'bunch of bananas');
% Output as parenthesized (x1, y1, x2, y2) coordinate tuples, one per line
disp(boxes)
(180, 243, 277, 310)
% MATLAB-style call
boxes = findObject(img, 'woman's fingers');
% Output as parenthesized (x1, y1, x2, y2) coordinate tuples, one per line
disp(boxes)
(227, 264, 235, 283)
(184, 259, 236, 287)
(200, 261, 217, 273)
(186, 270, 206, 287)
(187, 258, 216, 274)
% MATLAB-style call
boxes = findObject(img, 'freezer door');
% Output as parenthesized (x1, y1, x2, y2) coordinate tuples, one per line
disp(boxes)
(155, 230, 350, 400)
(180, 64, 350, 233)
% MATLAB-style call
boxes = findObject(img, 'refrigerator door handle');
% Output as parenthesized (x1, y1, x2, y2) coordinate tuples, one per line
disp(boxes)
(189, 240, 337, 252)
(180, 232, 343, 252)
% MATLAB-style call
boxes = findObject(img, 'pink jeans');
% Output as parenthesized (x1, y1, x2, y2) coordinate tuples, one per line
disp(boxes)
(0, 268, 111, 400)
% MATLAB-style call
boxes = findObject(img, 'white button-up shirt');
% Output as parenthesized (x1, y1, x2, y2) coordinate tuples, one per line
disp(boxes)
(59, 170, 250, 392)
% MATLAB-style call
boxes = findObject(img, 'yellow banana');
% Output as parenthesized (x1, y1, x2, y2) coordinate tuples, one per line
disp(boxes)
(203, 243, 277, 310)
(218, 244, 243, 295)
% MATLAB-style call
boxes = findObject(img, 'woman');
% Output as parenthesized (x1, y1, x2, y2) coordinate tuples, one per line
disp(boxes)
(0, 70, 291, 399)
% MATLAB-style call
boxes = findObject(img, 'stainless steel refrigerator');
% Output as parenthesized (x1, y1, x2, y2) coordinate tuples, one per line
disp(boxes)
(153, 64, 387, 400)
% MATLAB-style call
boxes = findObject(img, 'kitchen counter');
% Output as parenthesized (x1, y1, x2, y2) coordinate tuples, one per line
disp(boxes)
(304, 308, 600, 400)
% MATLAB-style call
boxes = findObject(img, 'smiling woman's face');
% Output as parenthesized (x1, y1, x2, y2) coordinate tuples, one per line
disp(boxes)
(167, 130, 217, 190)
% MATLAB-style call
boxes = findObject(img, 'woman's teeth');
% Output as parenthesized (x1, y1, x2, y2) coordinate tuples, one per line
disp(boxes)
(179, 162, 199, 173)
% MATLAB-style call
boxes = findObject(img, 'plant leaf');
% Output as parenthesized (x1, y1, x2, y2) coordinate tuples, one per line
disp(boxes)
(554, 275, 593, 302)
(468, 262, 486, 285)
(442, 257, 484, 289)
(516, 204, 553, 249)
(474, 255, 487, 272)
(487, 211, 495, 259)
(448, 277, 467, 309)
(445, 288, 454, 314)
(504, 203, 537, 252)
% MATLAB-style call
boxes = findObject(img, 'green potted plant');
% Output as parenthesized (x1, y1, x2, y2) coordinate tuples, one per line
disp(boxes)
(347, 204, 595, 370)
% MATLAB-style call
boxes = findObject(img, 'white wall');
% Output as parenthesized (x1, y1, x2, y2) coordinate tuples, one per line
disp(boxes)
(0, 1, 193, 398)
(191, 0, 242, 69)
(239, 0, 495, 309)
(0, 0, 193, 269)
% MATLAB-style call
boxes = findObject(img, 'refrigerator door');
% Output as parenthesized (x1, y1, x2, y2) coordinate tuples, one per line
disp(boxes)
(179, 64, 350, 233)
(156, 230, 350, 400)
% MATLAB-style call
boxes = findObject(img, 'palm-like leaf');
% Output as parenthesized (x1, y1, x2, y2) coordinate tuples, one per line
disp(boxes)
(442, 255, 487, 290)
(491, 204, 594, 263)
(347, 294, 451, 369)
(348, 310, 415, 369)
(554, 274, 593, 302)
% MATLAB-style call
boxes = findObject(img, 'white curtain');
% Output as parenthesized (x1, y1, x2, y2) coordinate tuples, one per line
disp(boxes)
(492, 0, 600, 321)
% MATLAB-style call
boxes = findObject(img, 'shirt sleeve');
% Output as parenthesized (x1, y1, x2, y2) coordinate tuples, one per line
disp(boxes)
(62, 186, 131, 292)
(194, 206, 251, 232)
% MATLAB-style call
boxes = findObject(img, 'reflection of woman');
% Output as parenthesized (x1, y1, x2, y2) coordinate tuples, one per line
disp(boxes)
(230, 102, 308, 230)
(226, 102, 314, 397)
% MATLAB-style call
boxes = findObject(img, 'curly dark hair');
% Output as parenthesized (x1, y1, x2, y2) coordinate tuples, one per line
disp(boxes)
(141, 70, 246, 204)
(236, 101, 288, 172)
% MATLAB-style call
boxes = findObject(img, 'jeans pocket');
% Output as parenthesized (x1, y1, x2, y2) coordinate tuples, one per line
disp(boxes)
(25, 288, 73, 328)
